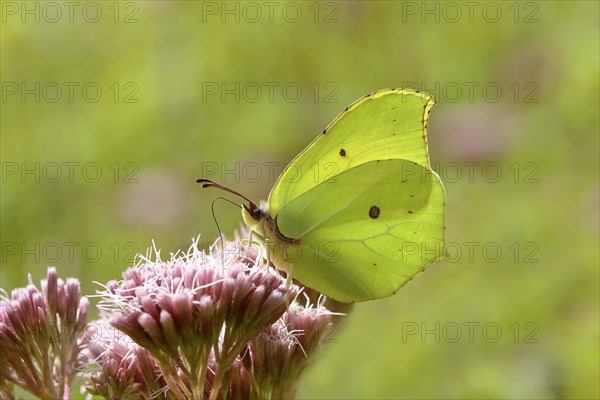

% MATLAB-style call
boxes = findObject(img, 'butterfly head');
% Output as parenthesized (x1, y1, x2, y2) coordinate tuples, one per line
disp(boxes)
(242, 200, 269, 236)
(243, 200, 267, 221)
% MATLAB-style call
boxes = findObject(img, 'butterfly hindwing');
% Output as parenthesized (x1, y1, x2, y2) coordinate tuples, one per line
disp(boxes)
(275, 159, 445, 302)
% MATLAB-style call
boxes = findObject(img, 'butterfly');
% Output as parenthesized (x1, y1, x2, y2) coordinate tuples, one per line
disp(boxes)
(199, 89, 445, 303)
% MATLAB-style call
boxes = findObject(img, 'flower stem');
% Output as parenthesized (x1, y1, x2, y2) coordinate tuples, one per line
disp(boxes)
(208, 368, 225, 400)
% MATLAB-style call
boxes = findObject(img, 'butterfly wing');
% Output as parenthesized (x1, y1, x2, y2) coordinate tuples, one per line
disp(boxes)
(274, 159, 445, 303)
(268, 89, 436, 216)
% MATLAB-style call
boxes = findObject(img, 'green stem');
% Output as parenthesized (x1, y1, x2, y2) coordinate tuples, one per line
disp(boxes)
(208, 367, 225, 400)
(161, 370, 189, 400)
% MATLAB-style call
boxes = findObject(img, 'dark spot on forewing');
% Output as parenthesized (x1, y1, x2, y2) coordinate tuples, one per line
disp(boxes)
(339, 148, 346, 157)
(369, 206, 380, 219)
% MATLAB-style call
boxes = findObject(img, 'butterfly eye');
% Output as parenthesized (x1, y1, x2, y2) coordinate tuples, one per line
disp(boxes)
(251, 207, 263, 221)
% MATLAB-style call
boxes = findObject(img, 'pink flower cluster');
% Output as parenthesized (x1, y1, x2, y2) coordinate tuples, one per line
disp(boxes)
(1, 237, 344, 399)
(0, 267, 89, 399)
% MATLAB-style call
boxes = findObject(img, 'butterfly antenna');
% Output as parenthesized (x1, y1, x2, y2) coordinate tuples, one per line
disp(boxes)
(209, 196, 242, 265)
(197, 178, 258, 211)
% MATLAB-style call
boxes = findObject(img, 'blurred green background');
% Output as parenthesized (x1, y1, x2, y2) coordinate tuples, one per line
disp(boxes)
(1, 1, 598, 399)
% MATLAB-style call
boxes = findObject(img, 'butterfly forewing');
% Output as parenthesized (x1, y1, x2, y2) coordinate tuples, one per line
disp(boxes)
(268, 89, 436, 217)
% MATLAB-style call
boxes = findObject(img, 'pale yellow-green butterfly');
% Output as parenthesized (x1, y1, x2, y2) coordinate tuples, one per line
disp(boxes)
(199, 88, 445, 303)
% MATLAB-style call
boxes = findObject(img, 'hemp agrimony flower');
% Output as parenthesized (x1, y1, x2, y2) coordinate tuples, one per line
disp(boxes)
(85, 320, 169, 399)
(95, 237, 303, 399)
(243, 298, 338, 399)
(0, 267, 89, 399)
(2, 235, 349, 399)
